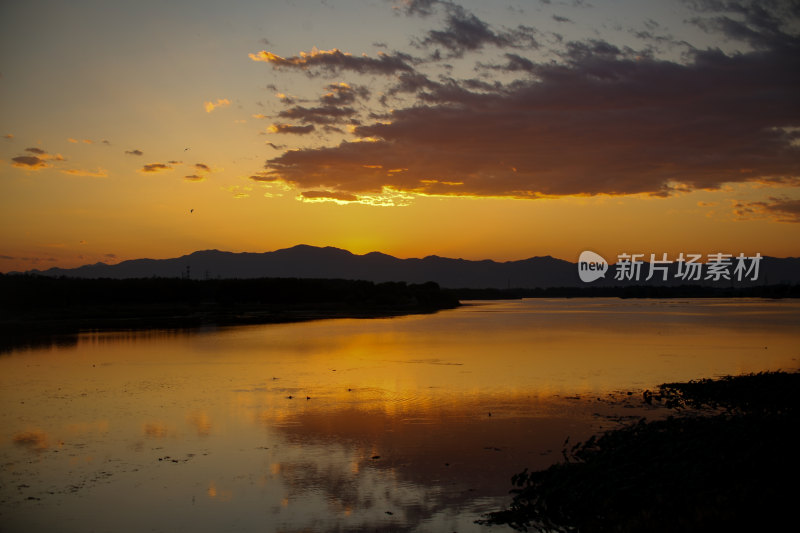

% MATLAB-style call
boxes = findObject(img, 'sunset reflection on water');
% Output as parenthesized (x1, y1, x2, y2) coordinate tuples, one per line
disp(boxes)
(1, 299, 798, 531)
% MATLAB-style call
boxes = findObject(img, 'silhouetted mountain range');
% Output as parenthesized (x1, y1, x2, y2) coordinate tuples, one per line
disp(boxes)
(16, 245, 800, 289)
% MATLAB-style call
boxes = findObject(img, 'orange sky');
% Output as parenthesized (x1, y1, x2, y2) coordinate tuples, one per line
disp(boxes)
(1, 0, 798, 272)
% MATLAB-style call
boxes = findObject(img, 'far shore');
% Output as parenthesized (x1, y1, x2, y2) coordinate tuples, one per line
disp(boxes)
(0, 301, 459, 350)
(0, 275, 460, 352)
(3, 274, 799, 353)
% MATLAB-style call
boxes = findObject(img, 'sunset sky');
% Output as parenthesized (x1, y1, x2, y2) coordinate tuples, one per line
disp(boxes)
(1, 0, 798, 272)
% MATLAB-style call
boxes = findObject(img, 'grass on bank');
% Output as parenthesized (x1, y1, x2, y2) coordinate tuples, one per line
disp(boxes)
(479, 371, 800, 532)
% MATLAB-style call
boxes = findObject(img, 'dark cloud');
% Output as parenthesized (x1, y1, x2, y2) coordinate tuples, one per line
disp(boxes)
(631, 29, 683, 52)
(184, 163, 210, 181)
(250, 171, 278, 182)
(278, 105, 357, 125)
(479, 53, 536, 73)
(764, 198, 800, 220)
(644, 18, 660, 31)
(562, 39, 625, 62)
(263, 30, 800, 199)
(11, 148, 63, 170)
(387, 71, 504, 104)
(320, 83, 370, 106)
(0, 255, 15, 260)
(418, 5, 538, 58)
(553, 15, 572, 23)
(386, 71, 441, 97)
(685, 0, 800, 49)
(249, 48, 415, 75)
(276, 94, 297, 105)
(140, 163, 173, 173)
(322, 125, 346, 134)
(125, 149, 143, 156)
(251, 0, 799, 203)
(269, 123, 316, 135)
(735, 196, 800, 222)
(460, 78, 504, 92)
(631, 16, 683, 52)
(11, 155, 47, 169)
(415, 78, 491, 105)
(392, 0, 442, 17)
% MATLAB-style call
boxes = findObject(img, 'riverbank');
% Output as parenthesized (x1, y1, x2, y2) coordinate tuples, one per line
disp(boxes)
(0, 275, 459, 351)
(480, 371, 800, 532)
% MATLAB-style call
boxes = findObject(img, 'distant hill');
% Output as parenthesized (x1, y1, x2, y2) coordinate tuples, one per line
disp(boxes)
(15, 245, 800, 289)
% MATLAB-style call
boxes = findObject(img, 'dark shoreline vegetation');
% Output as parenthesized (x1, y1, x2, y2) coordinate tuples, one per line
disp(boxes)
(0, 274, 459, 351)
(479, 371, 800, 532)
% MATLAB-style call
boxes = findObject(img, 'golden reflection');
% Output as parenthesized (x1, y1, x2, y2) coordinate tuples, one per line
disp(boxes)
(77, 328, 188, 348)
(255, 390, 639, 507)
(187, 412, 211, 436)
(1, 299, 798, 533)
(12, 430, 48, 451)
(143, 422, 169, 438)
(207, 481, 233, 501)
(251, 386, 584, 430)
(270, 462, 282, 476)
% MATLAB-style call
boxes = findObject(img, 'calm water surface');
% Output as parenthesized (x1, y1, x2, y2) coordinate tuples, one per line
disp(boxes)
(2, 298, 799, 532)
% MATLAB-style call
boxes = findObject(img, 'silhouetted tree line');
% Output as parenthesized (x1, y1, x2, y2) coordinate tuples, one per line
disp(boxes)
(0, 274, 459, 313)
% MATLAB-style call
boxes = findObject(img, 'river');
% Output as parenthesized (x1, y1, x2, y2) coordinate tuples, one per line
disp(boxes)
(2, 298, 798, 532)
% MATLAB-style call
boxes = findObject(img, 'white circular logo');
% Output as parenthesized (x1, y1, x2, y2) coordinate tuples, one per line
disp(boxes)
(578, 251, 608, 282)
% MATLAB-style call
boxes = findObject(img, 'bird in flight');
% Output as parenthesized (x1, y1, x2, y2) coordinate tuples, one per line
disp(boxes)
(190, 208, 194, 214)
(184, 147, 190, 151)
